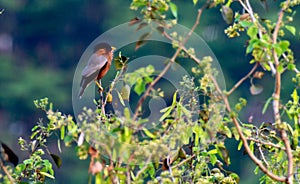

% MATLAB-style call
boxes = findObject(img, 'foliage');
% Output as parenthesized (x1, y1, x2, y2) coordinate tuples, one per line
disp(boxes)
(1, 0, 300, 183)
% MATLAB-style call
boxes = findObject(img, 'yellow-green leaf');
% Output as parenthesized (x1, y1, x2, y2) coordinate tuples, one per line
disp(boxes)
(142, 128, 156, 139)
(169, 2, 178, 19)
(285, 25, 296, 36)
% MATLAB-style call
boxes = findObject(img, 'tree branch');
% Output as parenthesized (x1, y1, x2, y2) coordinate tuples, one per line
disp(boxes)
(210, 75, 286, 182)
(0, 159, 15, 183)
(272, 1, 293, 183)
(132, 1, 210, 121)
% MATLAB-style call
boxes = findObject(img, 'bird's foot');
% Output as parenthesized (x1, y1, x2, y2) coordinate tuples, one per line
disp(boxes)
(97, 87, 103, 93)
(95, 81, 103, 92)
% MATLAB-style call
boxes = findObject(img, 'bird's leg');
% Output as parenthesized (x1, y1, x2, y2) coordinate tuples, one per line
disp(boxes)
(95, 80, 104, 109)
(94, 80, 103, 92)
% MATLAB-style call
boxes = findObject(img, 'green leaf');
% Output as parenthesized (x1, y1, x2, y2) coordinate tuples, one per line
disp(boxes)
(237, 140, 243, 150)
(117, 90, 125, 106)
(142, 128, 156, 139)
(134, 78, 145, 95)
(292, 89, 299, 105)
(124, 107, 131, 119)
(249, 141, 254, 153)
(95, 173, 101, 184)
(240, 21, 253, 27)
(246, 38, 259, 54)
(278, 40, 290, 53)
(169, 2, 178, 19)
(285, 25, 296, 35)
(287, 63, 295, 71)
(207, 149, 218, 155)
(262, 97, 272, 114)
(210, 154, 218, 165)
(193, 0, 198, 5)
(60, 126, 65, 140)
(247, 27, 258, 38)
(231, 127, 240, 140)
(159, 107, 172, 121)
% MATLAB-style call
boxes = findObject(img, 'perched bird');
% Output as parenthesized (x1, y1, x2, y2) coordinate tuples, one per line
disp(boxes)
(78, 42, 115, 98)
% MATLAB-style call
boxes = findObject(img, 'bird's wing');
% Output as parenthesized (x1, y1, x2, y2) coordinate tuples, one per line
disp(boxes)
(81, 54, 108, 77)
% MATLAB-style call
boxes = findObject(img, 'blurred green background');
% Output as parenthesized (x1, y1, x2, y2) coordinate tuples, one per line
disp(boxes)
(0, 0, 299, 183)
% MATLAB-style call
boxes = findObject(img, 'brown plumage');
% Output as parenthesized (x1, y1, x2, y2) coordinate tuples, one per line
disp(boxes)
(78, 42, 115, 98)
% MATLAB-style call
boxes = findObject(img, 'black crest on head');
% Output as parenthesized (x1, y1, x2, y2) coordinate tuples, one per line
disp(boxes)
(93, 42, 112, 52)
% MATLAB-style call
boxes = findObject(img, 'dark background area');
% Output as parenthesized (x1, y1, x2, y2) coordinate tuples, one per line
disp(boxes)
(0, 0, 299, 183)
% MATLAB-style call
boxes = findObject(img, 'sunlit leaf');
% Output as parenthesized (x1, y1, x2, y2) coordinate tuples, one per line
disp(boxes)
(262, 97, 272, 114)
(169, 2, 178, 19)
(238, 140, 243, 150)
(240, 21, 253, 27)
(134, 78, 145, 95)
(142, 128, 156, 139)
(247, 27, 258, 38)
(207, 149, 218, 155)
(285, 25, 296, 36)
(40, 171, 55, 179)
(60, 126, 65, 140)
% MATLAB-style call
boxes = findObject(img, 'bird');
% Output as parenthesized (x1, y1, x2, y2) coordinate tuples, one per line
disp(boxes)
(78, 42, 116, 99)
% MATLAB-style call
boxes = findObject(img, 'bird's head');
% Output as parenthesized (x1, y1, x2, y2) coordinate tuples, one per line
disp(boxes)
(94, 42, 116, 53)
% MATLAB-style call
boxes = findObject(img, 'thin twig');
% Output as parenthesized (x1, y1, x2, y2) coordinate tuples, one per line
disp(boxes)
(0, 159, 15, 183)
(171, 154, 196, 169)
(210, 75, 286, 182)
(135, 155, 152, 179)
(227, 62, 258, 95)
(101, 64, 127, 115)
(247, 137, 286, 151)
(132, 0, 210, 121)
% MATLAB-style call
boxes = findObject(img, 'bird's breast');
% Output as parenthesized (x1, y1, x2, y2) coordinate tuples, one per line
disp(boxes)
(97, 59, 112, 80)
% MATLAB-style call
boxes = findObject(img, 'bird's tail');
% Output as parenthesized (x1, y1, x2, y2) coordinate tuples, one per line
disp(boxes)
(78, 78, 87, 99)
(78, 87, 85, 99)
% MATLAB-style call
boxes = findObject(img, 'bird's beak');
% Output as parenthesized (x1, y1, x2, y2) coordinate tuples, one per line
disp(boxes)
(111, 46, 116, 51)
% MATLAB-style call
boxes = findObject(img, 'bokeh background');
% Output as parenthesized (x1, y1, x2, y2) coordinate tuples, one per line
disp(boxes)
(0, 1, 299, 183)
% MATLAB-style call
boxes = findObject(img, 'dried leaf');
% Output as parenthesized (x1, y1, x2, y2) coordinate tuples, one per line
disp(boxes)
(239, 13, 250, 21)
(135, 32, 151, 50)
(89, 161, 103, 175)
(253, 71, 264, 79)
(136, 22, 148, 31)
(221, 6, 233, 24)
(129, 17, 141, 26)
(156, 26, 164, 34)
(250, 84, 263, 95)
(50, 153, 62, 168)
(88, 146, 99, 159)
